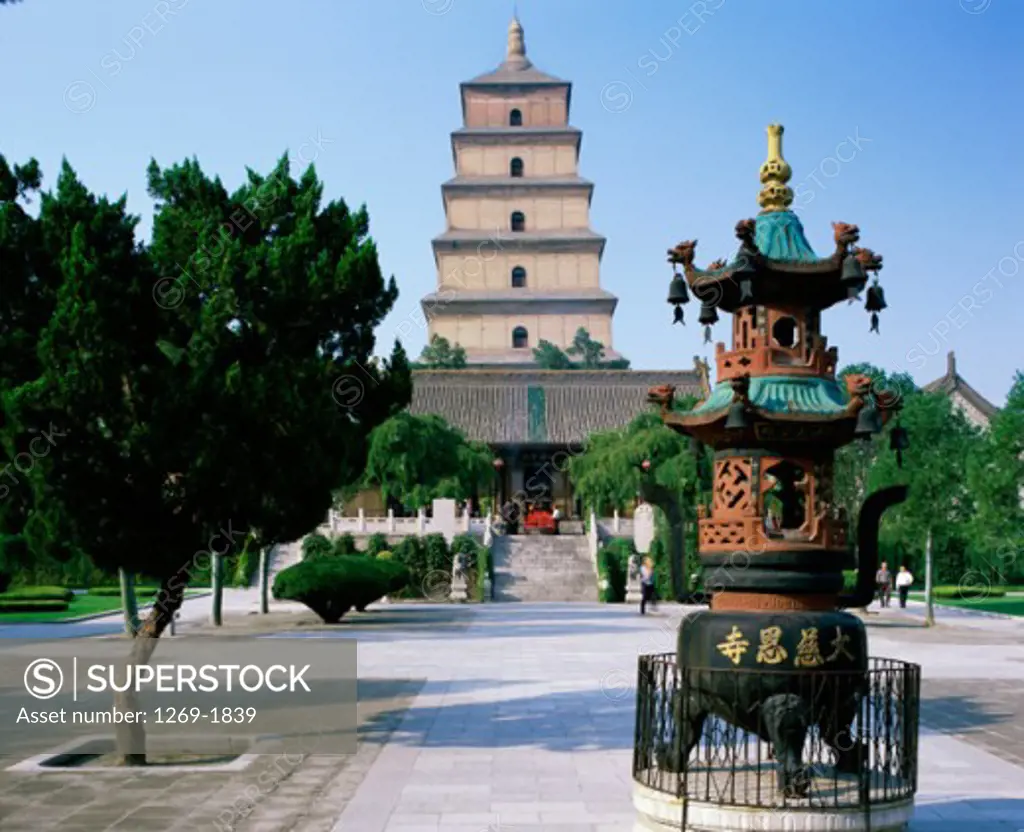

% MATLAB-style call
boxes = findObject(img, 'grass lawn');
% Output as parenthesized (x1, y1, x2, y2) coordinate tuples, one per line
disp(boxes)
(909, 593, 1024, 617)
(0, 590, 205, 623)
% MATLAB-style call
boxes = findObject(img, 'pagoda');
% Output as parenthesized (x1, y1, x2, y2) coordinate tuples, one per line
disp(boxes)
(632, 125, 920, 832)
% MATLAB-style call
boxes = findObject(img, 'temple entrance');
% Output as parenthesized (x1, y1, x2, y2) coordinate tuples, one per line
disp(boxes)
(523, 458, 554, 505)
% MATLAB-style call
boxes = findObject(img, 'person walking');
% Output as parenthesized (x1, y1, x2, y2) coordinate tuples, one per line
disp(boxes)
(895, 565, 914, 608)
(875, 561, 892, 608)
(640, 557, 657, 615)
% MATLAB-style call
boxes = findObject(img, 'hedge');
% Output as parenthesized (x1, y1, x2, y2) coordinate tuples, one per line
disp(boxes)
(332, 533, 361, 556)
(0, 586, 74, 602)
(0, 600, 70, 613)
(932, 585, 1007, 600)
(365, 533, 390, 557)
(272, 557, 409, 623)
(302, 533, 334, 560)
(88, 586, 161, 597)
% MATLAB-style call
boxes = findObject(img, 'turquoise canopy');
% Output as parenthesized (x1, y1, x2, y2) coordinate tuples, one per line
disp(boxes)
(752, 211, 818, 263)
(690, 375, 850, 417)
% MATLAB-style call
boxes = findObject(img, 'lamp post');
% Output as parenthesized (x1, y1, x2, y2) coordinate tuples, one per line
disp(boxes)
(492, 457, 504, 519)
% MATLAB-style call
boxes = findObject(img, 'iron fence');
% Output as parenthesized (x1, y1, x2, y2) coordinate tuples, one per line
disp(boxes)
(633, 653, 920, 814)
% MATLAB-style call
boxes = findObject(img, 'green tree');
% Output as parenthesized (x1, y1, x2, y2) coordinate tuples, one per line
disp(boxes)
(418, 334, 467, 369)
(867, 391, 979, 587)
(968, 372, 1024, 583)
(532, 339, 573, 369)
(0, 153, 410, 762)
(533, 330, 629, 370)
(832, 363, 917, 539)
(359, 412, 493, 508)
(566, 327, 605, 368)
(569, 401, 702, 600)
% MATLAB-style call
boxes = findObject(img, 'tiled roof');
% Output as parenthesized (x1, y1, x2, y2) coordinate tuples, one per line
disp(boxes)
(409, 370, 703, 445)
(922, 351, 998, 419)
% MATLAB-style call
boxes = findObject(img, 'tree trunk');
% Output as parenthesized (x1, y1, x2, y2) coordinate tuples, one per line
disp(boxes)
(259, 546, 270, 614)
(119, 568, 140, 636)
(210, 554, 223, 627)
(638, 480, 687, 602)
(924, 529, 935, 627)
(115, 572, 188, 765)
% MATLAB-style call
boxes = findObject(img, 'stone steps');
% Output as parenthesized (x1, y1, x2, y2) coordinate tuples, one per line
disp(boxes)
(491, 535, 597, 602)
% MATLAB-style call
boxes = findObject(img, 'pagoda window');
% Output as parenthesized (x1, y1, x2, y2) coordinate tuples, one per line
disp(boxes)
(509, 108, 523, 126)
(511, 211, 525, 232)
(510, 157, 524, 177)
(763, 461, 808, 535)
(771, 316, 799, 349)
(512, 326, 529, 348)
(511, 266, 527, 288)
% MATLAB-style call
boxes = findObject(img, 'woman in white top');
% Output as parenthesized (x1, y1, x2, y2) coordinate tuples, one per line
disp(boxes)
(895, 565, 914, 608)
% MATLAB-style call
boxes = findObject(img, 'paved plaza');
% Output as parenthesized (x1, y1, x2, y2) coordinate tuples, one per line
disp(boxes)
(1, 600, 1023, 831)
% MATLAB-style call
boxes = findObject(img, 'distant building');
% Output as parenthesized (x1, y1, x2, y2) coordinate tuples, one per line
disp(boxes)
(922, 351, 998, 429)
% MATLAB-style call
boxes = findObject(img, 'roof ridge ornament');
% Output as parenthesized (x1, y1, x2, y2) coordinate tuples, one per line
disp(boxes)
(757, 124, 794, 213)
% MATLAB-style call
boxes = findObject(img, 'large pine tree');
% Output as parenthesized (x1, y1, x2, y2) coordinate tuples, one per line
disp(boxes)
(0, 153, 411, 760)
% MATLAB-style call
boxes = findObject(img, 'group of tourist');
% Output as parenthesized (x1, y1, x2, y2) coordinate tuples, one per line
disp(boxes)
(875, 561, 915, 608)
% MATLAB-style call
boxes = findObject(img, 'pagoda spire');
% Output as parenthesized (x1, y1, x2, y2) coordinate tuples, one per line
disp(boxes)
(757, 123, 794, 213)
(505, 14, 532, 70)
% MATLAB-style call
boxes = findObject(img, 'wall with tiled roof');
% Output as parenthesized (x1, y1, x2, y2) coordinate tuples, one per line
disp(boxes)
(409, 370, 703, 445)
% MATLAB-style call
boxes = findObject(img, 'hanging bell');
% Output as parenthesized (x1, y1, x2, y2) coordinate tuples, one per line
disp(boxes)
(865, 280, 887, 333)
(841, 254, 866, 298)
(669, 272, 689, 326)
(853, 401, 882, 439)
(699, 301, 718, 344)
(668, 273, 689, 305)
(890, 422, 909, 469)
(724, 400, 748, 430)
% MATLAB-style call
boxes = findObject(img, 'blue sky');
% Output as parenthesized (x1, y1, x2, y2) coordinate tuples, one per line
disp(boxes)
(2, 0, 1021, 404)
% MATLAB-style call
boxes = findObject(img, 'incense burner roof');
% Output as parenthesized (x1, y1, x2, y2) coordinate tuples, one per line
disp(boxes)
(690, 376, 850, 418)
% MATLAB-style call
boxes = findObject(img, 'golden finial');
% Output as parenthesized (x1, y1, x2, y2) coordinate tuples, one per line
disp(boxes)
(757, 124, 794, 213)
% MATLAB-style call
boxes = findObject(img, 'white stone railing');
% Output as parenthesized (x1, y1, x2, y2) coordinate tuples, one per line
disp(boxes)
(320, 507, 481, 538)
(318, 507, 630, 541)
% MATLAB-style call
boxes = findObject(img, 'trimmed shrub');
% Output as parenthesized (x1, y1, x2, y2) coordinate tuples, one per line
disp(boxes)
(302, 533, 333, 561)
(932, 585, 1006, 600)
(272, 558, 409, 623)
(392, 537, 428, 597)
(376, 550, 394, 561)
(423, 533, 451, 574)
(0, 599, 70, 613)
(332, 533, 360, 557)
(365, 533, 390, 557)
(0, 586, 74, 602)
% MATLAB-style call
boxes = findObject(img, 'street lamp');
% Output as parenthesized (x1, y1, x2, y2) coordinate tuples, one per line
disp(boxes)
(492, 458, 504, 518)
